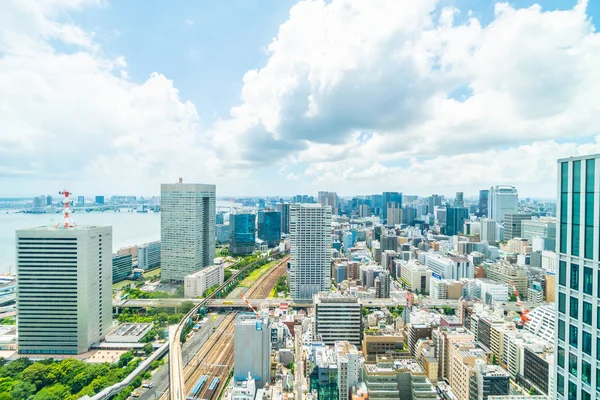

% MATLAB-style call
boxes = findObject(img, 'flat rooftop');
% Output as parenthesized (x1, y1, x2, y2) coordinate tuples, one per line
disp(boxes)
(17, 225, 110, 232)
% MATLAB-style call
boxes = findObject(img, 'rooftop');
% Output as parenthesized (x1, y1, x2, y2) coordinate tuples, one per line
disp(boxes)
(17, 225, 110, 232)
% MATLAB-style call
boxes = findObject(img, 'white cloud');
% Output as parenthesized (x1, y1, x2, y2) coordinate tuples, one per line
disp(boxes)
(185, 18, 195, 26)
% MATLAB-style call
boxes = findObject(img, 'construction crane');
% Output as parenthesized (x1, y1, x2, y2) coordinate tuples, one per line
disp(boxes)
(239, 293, 261, 319)
(509, 280, 530, 325)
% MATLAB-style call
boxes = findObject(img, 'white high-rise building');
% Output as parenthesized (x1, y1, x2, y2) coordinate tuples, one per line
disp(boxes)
(480, 218, 497, 244)
(289, 203, 331, 301)
(16, 225, 112, 354)
(234, 313, 271, 388)
(161, 182, 216, 282)
(488, 185, 518, 223)
(335, 341, 361, 400)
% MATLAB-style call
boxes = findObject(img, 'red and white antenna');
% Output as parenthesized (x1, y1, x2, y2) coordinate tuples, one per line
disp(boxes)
(54, 189, 78, 229)
(240, 293, 261, 319)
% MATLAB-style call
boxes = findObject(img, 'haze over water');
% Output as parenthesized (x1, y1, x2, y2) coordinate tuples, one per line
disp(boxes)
(0, 211, 161, 274)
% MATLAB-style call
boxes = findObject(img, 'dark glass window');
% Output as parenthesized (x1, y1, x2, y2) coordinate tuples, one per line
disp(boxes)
(582, 390, 591, 400)
(558, 346, 565, 367)
(573, 160, 581, 192)
(560, 223, 568, 253)
(585, 225, 594, 259)
(559, 292, 566, 313)
(586, 159, 595, 192)
(583, 302, 592, 325)
(558, 319, 565, 341)
(561, 162, 569, 193)
(569, 353, 578, 376)
(559, 261, 567, 286)
(597, 369, 600, 392)
(570, 296, 579, 319)
(582, 360, 591, 384)
(583, 267, 593, 295)
(583, 331, 592, 355)
(569, 380, 577, 400)
(569, 325, 578, 348)
(571, 264, 579, 290)
(561, 193, 569, 222)
(557, 372, 564, 395)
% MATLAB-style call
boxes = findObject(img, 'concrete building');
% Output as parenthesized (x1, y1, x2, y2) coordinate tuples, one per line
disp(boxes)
(430, 275, 465, 300)
(362, 329, 406, 362)
(16, 225, 112, 354)
(400, 260, 431, 294)
(276, 202, 291, 234)
(387, 202, 402, 227)
(161, 182, 216, 282)
(476, 279, 509, 303)
(424, 253, 472, 280)
(137, 240, 161, 270)
(216, 223, 231, 244)
(469, 359, 510, 400)
(380, 233, 398, 253)
(480, 219, 497, 244)
(449, 342, 489, 400)
(290, 204, 332, 301)
(503, 213, 532, 240)
(234, 313, 271, 388)
(521, 218, 556, 241)
(436, 327, 475, 382)
(112, 253, 133, 283)
(487, 185, 518, 223)
(362, 357, 436, 400)
(314, 292, 362, 346)
(486, 261, 527, 300)
(318, 191, 339, 216)
(184, 264, 225, 298)
(374, 271, 391, 298)
(527, 281, 543, 305)
(231, 212, 256, 256)
(308, 344, 339, 399)
(554, 155, 600, 399)
(382, 192, 403, 223)
(335, 341, 361, 400)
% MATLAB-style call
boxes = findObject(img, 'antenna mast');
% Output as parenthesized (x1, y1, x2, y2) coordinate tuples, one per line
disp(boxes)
(54, 189, 78, 229)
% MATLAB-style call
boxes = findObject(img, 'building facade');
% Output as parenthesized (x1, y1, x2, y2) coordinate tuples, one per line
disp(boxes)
(314, 293, 362, 346)
(137, 240, 161, 270)
(160, 182, 216, 282)
(503, 213, 532, 240)
(257, 210, 281, 248)
(555, 154, 600, 400)
(276, 203, 291, 234)
(234, 313, 271, 388)
(184, 264, 225, 298)
(16, 225, 113, 354)
(289, 204, 332, 301)
(488, 185, 518, 223)
(112, 253, 133, 283)
(231, 212, 256, 256)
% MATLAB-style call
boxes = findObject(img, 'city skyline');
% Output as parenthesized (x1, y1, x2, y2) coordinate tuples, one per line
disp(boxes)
(3, 1, 600, 198)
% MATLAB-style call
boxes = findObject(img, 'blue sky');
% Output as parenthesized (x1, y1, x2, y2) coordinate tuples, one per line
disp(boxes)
(2, 0, 600, 198)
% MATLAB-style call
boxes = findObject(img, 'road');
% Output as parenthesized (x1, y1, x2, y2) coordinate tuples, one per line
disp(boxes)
(137, 313, 226, 400)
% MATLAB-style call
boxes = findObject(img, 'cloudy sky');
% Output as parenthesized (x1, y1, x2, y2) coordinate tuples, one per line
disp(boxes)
(1, 0, 599, 199)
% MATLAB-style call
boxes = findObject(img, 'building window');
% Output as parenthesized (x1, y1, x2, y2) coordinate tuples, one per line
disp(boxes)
(558, 372, 565, 396)
(570, 353, 578, 377)
(574, 160, 582, 191)
(559, 293, 566, 314)
(583, 302, 592, 325)
(568, 381, 577, 400)
(596, 369, 600, 392)
(583, 267, 593, 295)
(559, 261, 567, 286)
(558, 319, 566, 341)
(558, 346, 565, 368)
(569, 325, 578, 348)
(561, 222, 568, 254)
(570, 264, 579, 291)
(582, 360, 591, 385)
(562, 161, 569, 192)
(582, 390, 591, 400)
(583, 331, 592, 355)
(570, 297, 579, 319)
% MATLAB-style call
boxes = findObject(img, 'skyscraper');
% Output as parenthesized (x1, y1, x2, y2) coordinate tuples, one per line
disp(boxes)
(446, 207, 469, 236)
(503, 213, 532, 240)
(555, 154, 598, 400)
(234, 313, 271, 388)
(16, 225, 112, 354)
(386, 202, 402, 226)
(382, 192, 402, 223)
(231, 212, 256, 256)
(257, 209, 281, 247)
(289, 203, 332, 301)
(317, 191, 339, 215)
(478, 190, 489, 217)
(161, 182, 216, 282)
(276, 202, 291, 234)
(428, 194, 442, 215)
(480, 218, 497, 244)
(488, 185, 518, 223)
(454, 192, 464, 208)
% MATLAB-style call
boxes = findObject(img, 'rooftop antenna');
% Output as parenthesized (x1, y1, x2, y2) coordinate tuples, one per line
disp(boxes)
(240, 293, 261, 319)
(54, 189, 78, 229)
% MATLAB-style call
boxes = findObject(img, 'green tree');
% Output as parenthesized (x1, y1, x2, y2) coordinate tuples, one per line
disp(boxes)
(118, 352, 134, 368)
(10, 381, 36, 400)
(442, 306, 455, 316)
(180, 301, 194, 314)
(492, 354, 498, 365)
(21, 363, 49, 390)
(0, 377, 15, 394)
(143, 343, 154, 356)
(167, 314, 182, 325)
(509, 294, 517, 302)
(3, 358, 33, 378)
(0, 393, 13, 400)
(33, 384, 70, 400)
(529, 387, 535, 395)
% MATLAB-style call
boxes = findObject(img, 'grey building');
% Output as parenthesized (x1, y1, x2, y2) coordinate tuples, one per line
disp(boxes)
(16, 225, 112, 354)
(555, 154, 599, 400)
(234, 313, 271, 388)
(488, 185, 518, 223)
(521, 218, 557, 241)
(469, 360, 510, 400)
(137, 240, 161, 270)
(276, 203, 291, 234)
(503, 213, 532, 240)
(314, 292, 362, 346)
(160, 182, 216, 282)
(374, 271, 391, 298)
(216, 224, 231, 244)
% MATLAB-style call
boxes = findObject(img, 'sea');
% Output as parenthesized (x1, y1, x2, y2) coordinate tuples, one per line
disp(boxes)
(0, 211, 161, 274)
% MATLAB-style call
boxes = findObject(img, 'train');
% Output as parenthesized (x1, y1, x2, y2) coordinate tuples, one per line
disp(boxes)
(200, 377, 220, 400)
(186, 375, 208, 400)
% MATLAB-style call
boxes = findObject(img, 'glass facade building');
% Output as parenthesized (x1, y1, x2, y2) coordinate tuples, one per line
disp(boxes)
(231, 212, 256, 256)
(555, 154, 599, 400)
(257, 210, 281, 248)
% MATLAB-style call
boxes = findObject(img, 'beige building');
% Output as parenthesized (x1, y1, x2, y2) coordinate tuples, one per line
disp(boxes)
(362, 329, 406, 361)
(436, 327, 475, 382)
(449, 342, 489, 400)
(184, 263, 225, 298)
(400, 260, 431, 294)
(486, 261, 528, 300)
(545, 273, 555, 302)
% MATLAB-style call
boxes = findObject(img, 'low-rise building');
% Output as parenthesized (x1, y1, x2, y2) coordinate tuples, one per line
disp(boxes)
(400, 260, 431, 294)
(314, 292, 362, 346)
(469, 359, 510, 400)
(112, 253, 133, 283)
(362, 357, 437, 400)
(137, 240, 161, 270)
(184, 264, 225, 298)
(449, 342, 489, 400)
(362, 329, 406, 362)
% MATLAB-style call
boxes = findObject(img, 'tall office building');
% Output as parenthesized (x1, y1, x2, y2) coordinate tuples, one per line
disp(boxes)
(428, 194, 443, 215)
(45, 195, 53, 206)
(503, 213, 532, 240)
(382, 192, 402, 223)
(478, 190, 489, 217)
(257, 210, 281, 247)
(276, 202, 291, 234)
(318, 191, 339, 216)
(314, 292, 362, 346)
(454, 192, 464, 208)
(137, 241, 161, 270)
(161, 182, 216, 282)
(555, 154, 599, 400)
(370, 194, 384, 216)
(480, 218, 497, 244)
(16, 225, 112, 354)
(289, 204, 332, 301)
(488, 185, 518, 223)
(231, 212, 256, 256)
(234, 313, 271, 388)
(446, 207, 469, 236)
(386, 202, 402, 226)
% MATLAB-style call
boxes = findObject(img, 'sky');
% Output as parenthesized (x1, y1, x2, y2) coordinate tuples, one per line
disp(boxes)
(1, 0, 600, 199)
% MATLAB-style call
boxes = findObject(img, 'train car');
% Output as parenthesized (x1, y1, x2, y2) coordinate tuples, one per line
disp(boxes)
(186, 375, 208, 400)
(222, 301, 233, 305)
(201, 377, 220, 400)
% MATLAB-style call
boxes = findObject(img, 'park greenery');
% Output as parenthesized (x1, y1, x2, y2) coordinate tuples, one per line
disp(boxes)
(121, 284, 184, 299)
(0, 317, 15, 325)
(116, 301, 195, 335)
(0, 350, 164, 400)
(273, 275, 289, 297)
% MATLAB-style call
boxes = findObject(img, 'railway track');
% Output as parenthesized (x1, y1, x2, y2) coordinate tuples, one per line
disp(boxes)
(168, 255, 289, 400)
